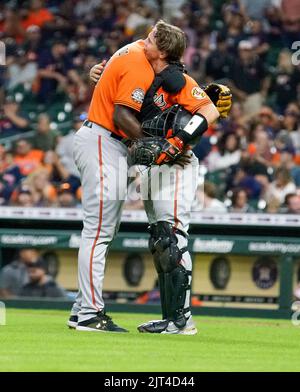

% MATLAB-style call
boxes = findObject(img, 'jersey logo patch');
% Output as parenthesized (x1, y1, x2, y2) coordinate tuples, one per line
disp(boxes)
(131, 88, 145, 104)
(116, 46, 129, 57)
(154, 93, 167, 109)
(191, 87, 206, 100)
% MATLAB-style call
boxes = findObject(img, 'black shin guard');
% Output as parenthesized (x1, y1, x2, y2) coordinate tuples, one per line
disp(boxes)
(164, 265, 189, 327)
(149, 222, 190, 325)
(149, 226, 168, 320)
(158, 273, 167, 320)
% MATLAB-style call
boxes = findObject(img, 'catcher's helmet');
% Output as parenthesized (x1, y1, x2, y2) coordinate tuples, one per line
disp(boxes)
(142, 105, 192, 138)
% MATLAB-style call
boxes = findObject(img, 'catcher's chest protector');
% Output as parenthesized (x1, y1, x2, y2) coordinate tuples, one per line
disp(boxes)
(137, 63, 186, 126)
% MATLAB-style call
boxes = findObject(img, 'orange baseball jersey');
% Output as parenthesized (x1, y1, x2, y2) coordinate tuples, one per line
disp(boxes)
(153, 74, 212, 113)
(88, 40, 154, 136)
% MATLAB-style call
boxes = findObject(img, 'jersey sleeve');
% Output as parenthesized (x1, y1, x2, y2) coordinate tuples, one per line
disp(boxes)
(114, 59, 154, 112)
(173, 75, 212, 114)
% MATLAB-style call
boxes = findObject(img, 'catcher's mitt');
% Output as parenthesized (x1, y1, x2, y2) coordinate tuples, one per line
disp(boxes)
(129, 136, 183, 167)
(204, 83, 232, 118)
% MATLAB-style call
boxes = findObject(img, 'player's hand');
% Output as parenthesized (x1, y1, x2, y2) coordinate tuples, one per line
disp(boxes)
(170, 149, 192, 168)
(90, 60, 107, 83)
(156, 136, 184, 165)
(204, 83, 232, 118)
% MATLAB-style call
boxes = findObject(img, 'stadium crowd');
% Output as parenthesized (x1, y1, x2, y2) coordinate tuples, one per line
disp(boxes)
(0, 0, 300, 213)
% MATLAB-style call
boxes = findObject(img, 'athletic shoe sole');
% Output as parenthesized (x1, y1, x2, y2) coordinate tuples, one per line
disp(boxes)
(161, 325, 198, 335)
(76, 326, 128, 333)
(67, 321, 78, 329)
(137, 319, 167, 333)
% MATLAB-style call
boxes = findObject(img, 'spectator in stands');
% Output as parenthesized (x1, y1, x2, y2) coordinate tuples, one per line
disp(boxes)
(281, 0, 300, 47)
(228, 40, 269, 115)
(228, 166, 263, 200)
(1, 99, 30, 138)
(74, 0, 101, 22)
(22, 25, 43, 61)
(265, 196, 281, 213)
(265, 167, 297, 204)
(13, 185, 35, 207)
(221, 7, 246, 55)
(277, 149, 300, 187)
(270, 49, 300, 114)
(282, 193, 300, 214)
(69, 26, 97, 72)
(246, 18, 270, 59)
(257, 106, 279, 138)
(37, 39, 86, 104)
(23, 167, 57, 207)
(55, 116, 81, 179)
(280, 105, 300, 135)
(265, 5, 283, 46)
(42, 150, 80, 193)
(32, 113, 61, 152)
(245, 129, 274, 192)
(228, 188, 255, 213)
(0, 8, 25, 44)
(193, 182, 227, 213)
(269, 50, 300, 114)
(7, 48, 37, 91)
(205, 33, 233, 82)
(21, 0, 54, 30)
(0, 144, 22, 205)
(206, 132, 241, 172)
(13, 138, 43, 176)
(239, 0, 274, 20)
(19, 258, 67, 298)
(56, 182, 78, 208)
(0, 248, 42, 298)
(223, 102, 248, 132)
(274, 131, 296, 159)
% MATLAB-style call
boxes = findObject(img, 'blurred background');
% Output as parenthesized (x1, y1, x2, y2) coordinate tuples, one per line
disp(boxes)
(0, 0, 299, 212)
(0, 0, 299, 314)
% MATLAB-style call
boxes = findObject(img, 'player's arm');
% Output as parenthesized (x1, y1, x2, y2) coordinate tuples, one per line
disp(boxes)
(113, 105, 144, 140)
(155, 102, 219, 165)
(113, 54, 155, 139)
(170, 79, 220, 145)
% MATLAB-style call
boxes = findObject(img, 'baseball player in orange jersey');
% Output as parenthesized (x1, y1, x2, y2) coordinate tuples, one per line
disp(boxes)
(68, 20, 230, 333)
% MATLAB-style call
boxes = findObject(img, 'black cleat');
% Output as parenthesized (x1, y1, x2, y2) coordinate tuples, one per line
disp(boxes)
(67, 315, 78, 329)
(137, 319, 169, 333)
(76, 311, 128, 333)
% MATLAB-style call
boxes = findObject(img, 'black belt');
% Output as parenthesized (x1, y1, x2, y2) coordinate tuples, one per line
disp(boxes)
(83, 120, 123, 142)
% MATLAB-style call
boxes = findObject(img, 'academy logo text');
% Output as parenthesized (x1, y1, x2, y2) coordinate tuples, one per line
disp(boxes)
(193, 239, 234, 253)
(249, 242, 300, 254)
(0, 235, 58, 246)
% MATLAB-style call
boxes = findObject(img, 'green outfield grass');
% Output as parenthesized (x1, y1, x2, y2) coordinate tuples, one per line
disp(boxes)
(0, 308, 299, 372)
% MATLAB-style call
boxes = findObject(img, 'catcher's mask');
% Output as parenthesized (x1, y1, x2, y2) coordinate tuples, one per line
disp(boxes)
(142, 105, 192, 138)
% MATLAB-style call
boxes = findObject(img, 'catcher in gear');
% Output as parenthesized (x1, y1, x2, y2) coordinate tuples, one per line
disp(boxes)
(128, 85, 232, 168)
(75, 20, 231, 335)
